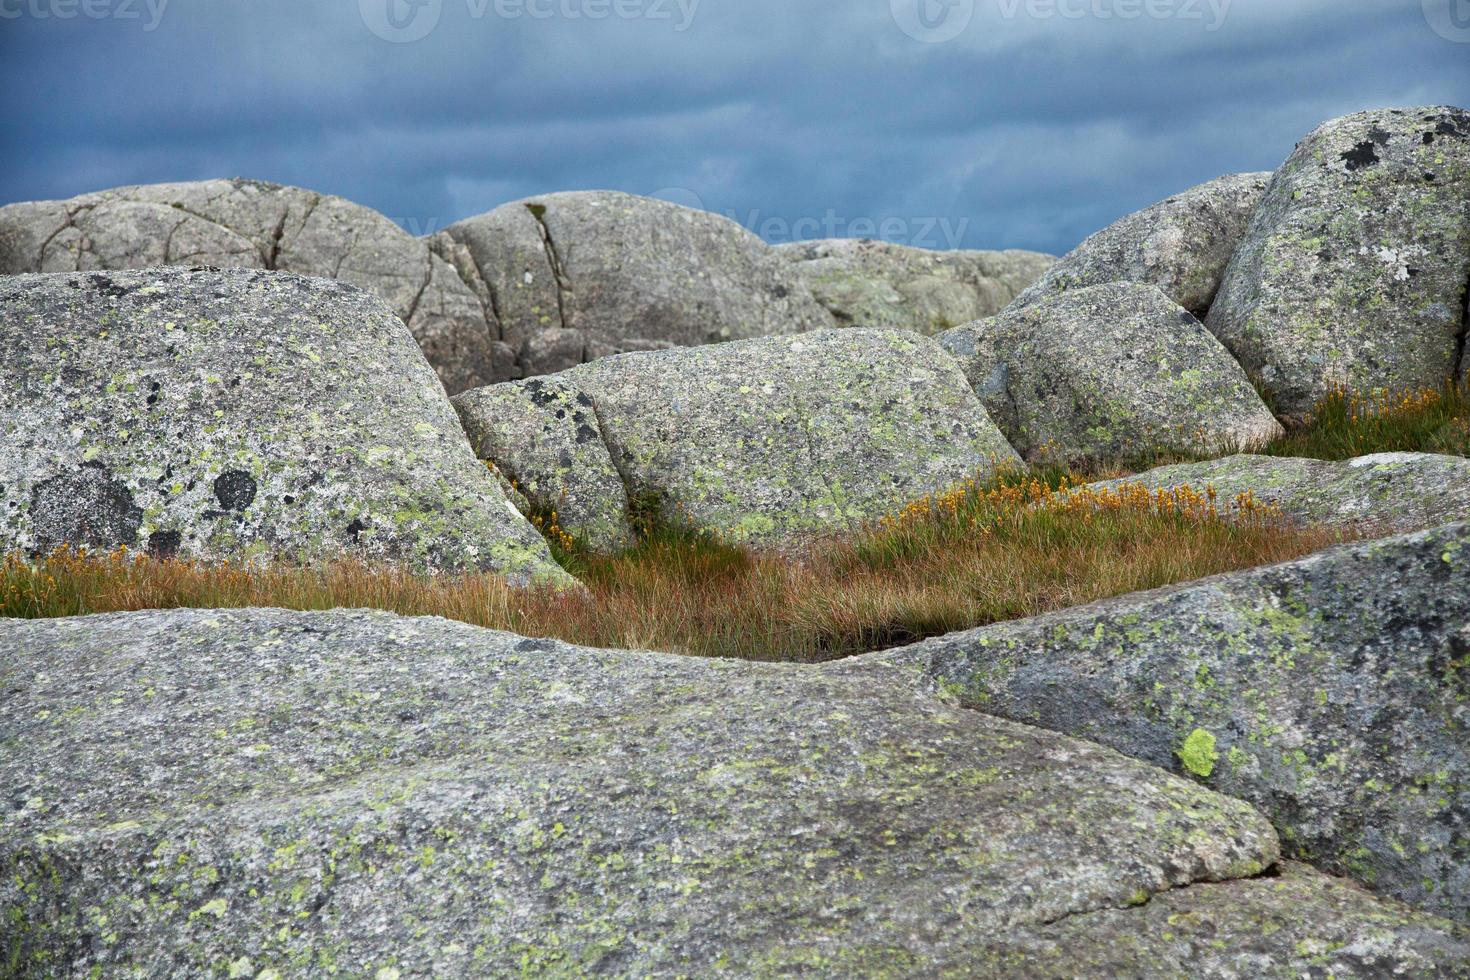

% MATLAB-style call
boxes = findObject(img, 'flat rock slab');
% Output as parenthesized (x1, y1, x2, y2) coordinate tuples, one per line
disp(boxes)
(0, 179, 503, 394)
(868, 521, 1470, 918)
(0, 269, 567, 581)
(777, 238, 1054, 335)
(434, 191, 834, 378)
(1009, 172, 1271, 316)
(454, 329, 1022, 550)
(4, 607, 1466, 975)
(939, 283, 1281, 467)
(1087, 452, 1470, 536)
(1206, 106, 1470, 420)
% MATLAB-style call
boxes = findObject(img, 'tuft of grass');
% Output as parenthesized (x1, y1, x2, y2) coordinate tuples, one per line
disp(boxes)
(1257, 382, 1469, 461)
(3, 473, 1340, 663)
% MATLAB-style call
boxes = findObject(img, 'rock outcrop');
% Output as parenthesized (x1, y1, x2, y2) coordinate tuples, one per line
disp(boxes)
(938, 283, 1282, 467)
(1009, 172, 1271, 316)
(870, 521, 1470, 918)
(776, 238, 1054, 335)
(1086, 452, 1470, 535)
(0, 179, 504, 394)
(4, 606, 1467, 975)
(432, 191, 835, 378)
(0, 269, 568, 581)
(453, 329, 1021, 550)
(1206, 107, 1470, 419)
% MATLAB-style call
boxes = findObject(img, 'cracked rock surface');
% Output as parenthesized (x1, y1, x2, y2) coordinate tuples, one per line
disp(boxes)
(0, 268, 569, 581)
(1008, 172, 1271, 317)
(0, 179, 504, 395)
(4, 606, 1467, 976)
(1206, 107, 1470, 420)
(776, 237, 1054, 336)
(453, 328, 1020, 550)
(938, 282, 1282, 468)
(433, 191, 836, 378)
(867, 521, 1470, 918)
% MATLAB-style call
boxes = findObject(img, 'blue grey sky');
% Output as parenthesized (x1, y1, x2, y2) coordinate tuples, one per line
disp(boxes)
(2, 0, 1467, 254)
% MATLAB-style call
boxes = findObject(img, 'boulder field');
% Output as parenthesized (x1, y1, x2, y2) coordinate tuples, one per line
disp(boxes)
(3, 102, 1470, 975)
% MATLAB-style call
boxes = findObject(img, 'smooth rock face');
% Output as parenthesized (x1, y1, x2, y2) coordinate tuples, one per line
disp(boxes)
(455, 329, 1022, 549)
(1010, 173, 1271, 316)
(0, 269, 567, 581)
(0, 179, 504, 394)
(1087, 452, 1470, 536)
(777, 238, 1055, 336)
(453, 376, 635, 551)
(6, 607, 1467, 976)
(938, 283, 1282, 467)
(870, 522, 1470, 918)
(434, 191, 835, 377)
(1206, 107, 1470, 419)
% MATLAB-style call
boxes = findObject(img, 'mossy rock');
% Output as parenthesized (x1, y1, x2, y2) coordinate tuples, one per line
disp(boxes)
(454, 328, 1022, 550)
(0, 268, 569, 582)
(777, 237, 1055, 336)
(871, 520, 1470, 918)
(0, 178, 506, 394)
(1206, 106, 1470, 420)
(433, 191, 835, 378)
(4, 607, 1466, 974)
(938, 282, 1282, 468)
(1009, 172, 1271, 316)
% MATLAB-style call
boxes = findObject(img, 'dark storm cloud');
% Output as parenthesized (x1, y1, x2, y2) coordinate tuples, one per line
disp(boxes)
(1, 0, 1466, 253)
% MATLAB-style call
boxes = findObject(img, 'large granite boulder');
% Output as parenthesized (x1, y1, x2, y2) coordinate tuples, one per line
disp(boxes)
(1010, 173, 1271, 317)
(431, 191, 835, 378)
(453, 329, 1022, 550)
(776, 238, 1055, 335)
(1206, 107, 1470, 420)
(1086, 452, 1470, 536)
(869, 522, 1470, 918)
(4, 606, 1467, 975)
(0, 269, 568, 582)
(938, 283, 1282, 467)
(0, 179, 504, 394)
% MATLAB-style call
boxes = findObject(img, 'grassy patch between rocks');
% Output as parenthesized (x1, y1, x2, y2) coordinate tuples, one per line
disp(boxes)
(1257, 382, 1469, 461)
(3, 475, 1340, 662)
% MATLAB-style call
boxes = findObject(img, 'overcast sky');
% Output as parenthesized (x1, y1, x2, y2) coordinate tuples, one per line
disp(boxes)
(1, 0, 1467, 254)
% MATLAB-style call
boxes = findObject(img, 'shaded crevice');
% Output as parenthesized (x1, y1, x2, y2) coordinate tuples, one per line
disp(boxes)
(524, 202, 573, 338)
(1030, 859, 1280, 931)
(34, 203, 95, 269)
(404, 257, 433, 326)
(461, 240, 505, 343)
(584, 392, 638, 524)
(161, 216, 189, 264)
(264, 209, 289, 270)
(1454, 271, 1469, 385)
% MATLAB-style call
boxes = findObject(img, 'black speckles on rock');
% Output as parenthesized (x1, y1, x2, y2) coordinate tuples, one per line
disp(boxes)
(213, 471, 257, 512)
(28, 467, 143, 555)
(345, 518, 369, 543)
(147, 530, 182, 559)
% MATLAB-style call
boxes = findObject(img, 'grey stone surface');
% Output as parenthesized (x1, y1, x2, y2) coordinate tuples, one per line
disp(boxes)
(0, 179, 504, 394)
(0, 268, 568, 582)
(434, 191, 836, 377)
(1206, 107, 1470, 420)
(939, 283, 1282, 467)
(453, 376, 634, 551)
(1010, 173, 1271, 316)
(776, 238, 1055, 335)
(455, 329, 1022, 550)
(4, 606, 1466, 976)
(1087, 452, 1470, 536)
(867, 522, 1470, 918)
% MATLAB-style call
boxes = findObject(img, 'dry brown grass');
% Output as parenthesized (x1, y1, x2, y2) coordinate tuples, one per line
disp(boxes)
(3, 474, 1343, 662)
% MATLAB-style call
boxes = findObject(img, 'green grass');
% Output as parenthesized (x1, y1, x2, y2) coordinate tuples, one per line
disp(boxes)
(1258, 383, 1469, 461)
